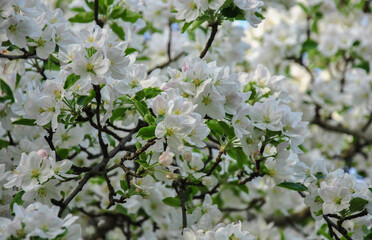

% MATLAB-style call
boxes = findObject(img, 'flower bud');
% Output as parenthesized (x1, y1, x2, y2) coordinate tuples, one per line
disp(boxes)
(166, 172, 175, 180)
(159, 151, 174, 167)
(37, 149, 48, 158)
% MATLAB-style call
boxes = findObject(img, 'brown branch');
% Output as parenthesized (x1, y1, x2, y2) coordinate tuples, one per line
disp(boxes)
(287, 56, 315, 83)
(93, 85, 109, 158)
(312, 106, 372, 142)
(199, 22, 219, 59)
(94, 0, 104, 28)
(167, 21, 172, 62)
(104, 173, 117, 209)
(44, 127, 62, 161)
(221, 197, 265, 212)
(173, 180, 187, 229)
(206, 147, 224, 176)
(106, 120, 132, 132)
(0, 52, 40, 60)
(194, 183, 220, 200)
(147, 52, 184, 75)
(7, 131, 15, 146)
(323, 215, 352, 240)
(238, 171, 264, 185)
(239, 144, 266, 184)
(55, 123, 146, 217)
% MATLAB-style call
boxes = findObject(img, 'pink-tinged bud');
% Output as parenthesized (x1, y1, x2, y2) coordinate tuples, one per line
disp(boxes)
(159, 151, 174, 167)
(37, 149, 48, 158)
(182, 63, 188, 72)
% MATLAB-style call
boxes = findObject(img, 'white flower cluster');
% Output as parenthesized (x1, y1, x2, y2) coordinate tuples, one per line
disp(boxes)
(174, 0, 264, 27)
(184, 221, 256, 240)
(4, 149, 73, 205)
(1, 0, 372, 239)
(303, 163, 371, 216)
(0, 203, 81, 240)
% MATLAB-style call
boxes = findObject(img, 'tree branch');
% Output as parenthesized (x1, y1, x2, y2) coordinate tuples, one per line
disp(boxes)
(94, 0, 104, 28)
(323, 215, 352, 240)
(173, 180, 187, 229)
(199, 22, 219, 59)
(206, 147, 224, 176)
(0, 52, 40, 60)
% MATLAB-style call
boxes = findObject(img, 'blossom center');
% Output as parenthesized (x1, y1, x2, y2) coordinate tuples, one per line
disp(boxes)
(202, 96, 212, 105)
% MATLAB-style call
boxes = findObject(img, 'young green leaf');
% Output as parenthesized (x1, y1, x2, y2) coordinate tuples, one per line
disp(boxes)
(69, 12, 94, 23)
(162, 196, 181, 207)
(277, 182, 308, 191)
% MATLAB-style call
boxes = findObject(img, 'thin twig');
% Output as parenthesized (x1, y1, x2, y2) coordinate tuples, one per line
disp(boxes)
(206, 147, 224, 176)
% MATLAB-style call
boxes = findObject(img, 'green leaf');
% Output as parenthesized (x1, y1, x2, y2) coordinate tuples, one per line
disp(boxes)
(181, 21, 193, 33)
(70, 7, 85, 12)
(277, 182, 308, 191)
(125, 47, 138, 55)
(10, 191, 25, 212)
(110, 22, 125, 40)
(302, 39, 318, 52)
(144, 114, 156, 125)
(110, 6, 125, 19)
(110, 107, 127, 122)
(64, 74, 80, 90)
(218, 121, 235, 139)
(364, 232, 372, 240)
(44, 55, 60, 71)
(0, 79, 14, 102)
(69, 12, 94, 23)
(135, 88, 162, 100)
(297, 3, 309, 14)
(188, 19, 208, 32)
(207, 119, 224, 136)
(184, 186, 198, 202)
(221, 1, 243, 18)
(12, 118, 36, 126)
(355, 61, 370, 73)
(106, 134, 116, 147)
(349, 197, 368, 213)
(0, 139, 9, 149)
(317, 223, 332, 240)
(132, 98, 150, 118)
(120, 180, 128, 191)
(254, 11, 265, 19)
(137, 126, 156, 140)
(56, 148, 69, 160)
(227, 147, 248, 168)
(121, 9, 141, 23)
(77, 90, 96, 106)
(84, 0, 95, 11)
(162, 196, 181, 207)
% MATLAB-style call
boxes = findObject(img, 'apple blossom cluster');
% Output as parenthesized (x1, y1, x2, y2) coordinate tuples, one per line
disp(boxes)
(0, 0, 372, 239)
(0, 203, 81, 240)
(243, 0, 372, 239)
(174, 0, 264, 27)
(4, 149, 74, 205)
(184, 221, 256, 240)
